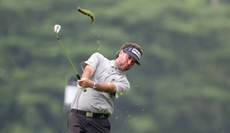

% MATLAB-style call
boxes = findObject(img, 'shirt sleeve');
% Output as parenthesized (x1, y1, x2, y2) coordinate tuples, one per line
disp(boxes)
(81, 52, 102, 70)
(113, 75, 130, 99)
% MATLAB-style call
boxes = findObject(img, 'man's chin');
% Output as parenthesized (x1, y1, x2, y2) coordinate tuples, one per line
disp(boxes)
(118, 65, 129, 71)
(121, 67, 130, 71)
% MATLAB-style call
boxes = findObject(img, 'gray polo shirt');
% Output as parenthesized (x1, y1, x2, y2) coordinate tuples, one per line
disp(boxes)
(71, 52, 130, 115)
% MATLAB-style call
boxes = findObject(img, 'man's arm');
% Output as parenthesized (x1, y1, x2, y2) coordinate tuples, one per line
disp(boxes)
(81, 64, 95, 79)
(78, 64, 116, 94)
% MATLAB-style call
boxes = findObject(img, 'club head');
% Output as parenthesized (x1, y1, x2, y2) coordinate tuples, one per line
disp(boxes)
(54, 24, 61, 33)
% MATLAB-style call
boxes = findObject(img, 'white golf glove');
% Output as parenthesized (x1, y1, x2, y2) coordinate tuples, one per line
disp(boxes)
(77, 84, 87, 92)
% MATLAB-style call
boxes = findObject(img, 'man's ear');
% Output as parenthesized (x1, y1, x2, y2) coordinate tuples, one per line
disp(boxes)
(119, 50, 124, 55)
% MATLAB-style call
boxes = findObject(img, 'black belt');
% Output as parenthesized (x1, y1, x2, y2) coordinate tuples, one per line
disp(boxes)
(71, 109, 109, 118)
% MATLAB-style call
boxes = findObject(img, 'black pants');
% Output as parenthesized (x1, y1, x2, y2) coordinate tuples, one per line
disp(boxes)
(67, 111, 110, 133)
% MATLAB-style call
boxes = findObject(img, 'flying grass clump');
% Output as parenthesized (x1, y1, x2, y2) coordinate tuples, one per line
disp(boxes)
(78, 7, 95, 24)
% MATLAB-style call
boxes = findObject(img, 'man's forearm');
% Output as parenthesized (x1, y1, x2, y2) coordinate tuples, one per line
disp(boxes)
(79, 78, 116, 94)
(93, 83, 116, 94)
(81, 64, 95, 79)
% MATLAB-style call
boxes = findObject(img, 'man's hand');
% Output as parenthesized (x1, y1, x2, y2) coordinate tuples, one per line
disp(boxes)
(78, 78, 94, 88)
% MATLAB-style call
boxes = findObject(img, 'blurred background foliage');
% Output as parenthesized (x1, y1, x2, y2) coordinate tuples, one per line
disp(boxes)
(1, 0, 230, 133)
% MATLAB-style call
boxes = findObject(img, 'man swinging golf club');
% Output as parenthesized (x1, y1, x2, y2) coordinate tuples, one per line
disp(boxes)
(67, 43, 143, 133)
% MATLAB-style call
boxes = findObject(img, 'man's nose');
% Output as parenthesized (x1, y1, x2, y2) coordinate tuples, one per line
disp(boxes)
(127, 59, 132, 65)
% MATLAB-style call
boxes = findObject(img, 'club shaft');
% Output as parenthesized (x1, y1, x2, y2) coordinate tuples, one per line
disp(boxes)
(55, 33, 80, 79)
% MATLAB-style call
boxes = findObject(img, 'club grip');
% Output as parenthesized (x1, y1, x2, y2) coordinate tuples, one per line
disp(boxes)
(76, 74, 81, 80)
(76, 74, 86, 92)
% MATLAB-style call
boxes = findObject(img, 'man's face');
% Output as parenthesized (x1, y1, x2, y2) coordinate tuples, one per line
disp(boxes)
(116, 50, 137, 71)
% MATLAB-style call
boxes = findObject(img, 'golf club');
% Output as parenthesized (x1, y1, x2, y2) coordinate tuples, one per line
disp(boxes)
(54, 24, 86, 92)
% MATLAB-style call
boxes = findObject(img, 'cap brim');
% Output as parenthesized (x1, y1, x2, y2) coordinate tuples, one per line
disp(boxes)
(123, 48, 141, 66)
(128, 53, 140, 65)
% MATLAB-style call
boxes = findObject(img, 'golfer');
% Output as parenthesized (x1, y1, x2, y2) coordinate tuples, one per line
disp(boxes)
(67, 43, 143, 133)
